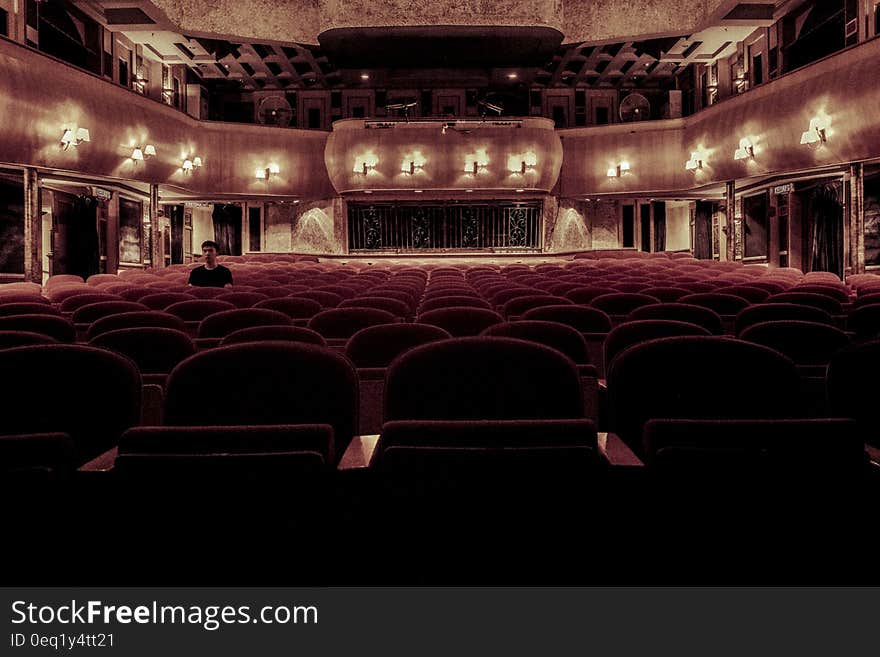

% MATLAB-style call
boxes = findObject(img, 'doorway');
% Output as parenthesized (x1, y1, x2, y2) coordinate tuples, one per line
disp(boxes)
(49, 189, 100, 279)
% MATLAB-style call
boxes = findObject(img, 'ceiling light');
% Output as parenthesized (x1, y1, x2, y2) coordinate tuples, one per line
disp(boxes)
(507, 73, 518, 79)
(360, 73, 370, 80)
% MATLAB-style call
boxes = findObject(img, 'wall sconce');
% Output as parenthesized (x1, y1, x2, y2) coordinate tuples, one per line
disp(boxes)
(354, 153, 379, 175)
(181, 154, 202, 175)
(401, 151, 426, 175)
(464, 149, 489, 175)
(60, 127, 90, 150)
(685, 153, 703, 171)
(734, 138, 755, 161)
(256, 163, 280, 180)
(800, 118, 827, 146)
(606, 161, 631, 178)
(131, 144, 156, 163)
(508, 151, 537, 175)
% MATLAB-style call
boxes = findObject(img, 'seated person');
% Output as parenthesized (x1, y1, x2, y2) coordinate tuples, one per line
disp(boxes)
(188, 240, 233, 288)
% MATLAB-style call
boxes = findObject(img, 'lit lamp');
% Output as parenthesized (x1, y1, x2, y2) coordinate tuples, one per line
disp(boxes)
(464, 149, 489, 175)
(354, 154, 378, 175)
(60, 126, 90, 150)
(800, 118, 827, 146)
(182, 159, 194, 174)
(256, 163, 280, 180)
(606, 161, 631, 178)
(401, 151, 426, 176)
(509, 151, 537, 175)
(131, 144, 156, 163)
(734, 138, 755, 161)
(685, 153, 703, 171)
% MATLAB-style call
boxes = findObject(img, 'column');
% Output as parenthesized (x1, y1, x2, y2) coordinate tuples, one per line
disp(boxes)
(724, 180, 736, 262)
(850, 162, 865, 275)
(23, 167, 41, 284)
(149, 183, 161, 268)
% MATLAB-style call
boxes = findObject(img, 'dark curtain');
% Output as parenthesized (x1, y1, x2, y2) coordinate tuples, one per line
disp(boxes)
(213, 203, 242, 255)
(693, 201, 713, 260)
(652, 201, 666, 252)
(68, 195, 100, 279)
(807, 183, 843, 275)
(169, 205, 184, 264)
(0, 178, 25, 274)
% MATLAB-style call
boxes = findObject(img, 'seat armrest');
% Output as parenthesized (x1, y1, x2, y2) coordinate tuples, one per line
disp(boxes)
(338, 434, 381, 470)
(78, 447, 118, 472)
(598, 432, 644, 467)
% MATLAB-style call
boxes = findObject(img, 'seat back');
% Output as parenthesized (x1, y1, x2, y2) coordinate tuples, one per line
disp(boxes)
(739, 320, 850, 366)
(604, 320, 711, 369)
(220, 325, 327, 347)
(606, 336, 801, 455)
(628, 303, 723, 334)
(385, 337, 583, 422)
(345, 323, 451, 368)
(164, 342, 358, 459)
(86, 311, 187, 339)
(198, 308, 292, 338)
(0, 345, 140, 463)
(90, 327, 196, 375)
(416, 307, 504, 337)
(735, 303, 834, 335)
(481, 321, 590, 365)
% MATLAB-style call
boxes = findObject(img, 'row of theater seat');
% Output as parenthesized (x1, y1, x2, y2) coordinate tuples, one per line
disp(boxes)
(2, 254, 880, 485)
(1, 331, 878, 481)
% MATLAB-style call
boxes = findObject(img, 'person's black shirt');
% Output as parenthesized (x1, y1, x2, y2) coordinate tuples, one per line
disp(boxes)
(188, 265, 234, 287)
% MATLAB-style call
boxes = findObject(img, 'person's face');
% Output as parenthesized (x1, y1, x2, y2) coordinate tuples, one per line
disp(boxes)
(202, 246, 217, 264)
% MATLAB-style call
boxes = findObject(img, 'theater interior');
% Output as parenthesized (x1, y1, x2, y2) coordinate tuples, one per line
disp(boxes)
(2, 0, 880, 584)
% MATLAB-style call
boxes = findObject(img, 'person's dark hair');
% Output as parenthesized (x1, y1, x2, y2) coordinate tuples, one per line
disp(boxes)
(201, 240, 220, 251)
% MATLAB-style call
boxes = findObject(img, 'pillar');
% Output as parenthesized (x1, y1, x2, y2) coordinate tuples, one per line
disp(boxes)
(849, 163, 865, 275)
(724, 180, 736, 262)
(23, 167, 41, 284)
(149, 183, 161, 268)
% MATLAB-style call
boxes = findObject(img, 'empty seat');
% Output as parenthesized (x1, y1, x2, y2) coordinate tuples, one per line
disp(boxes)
(339, 296, 412, 318)
(307, 308, 397, 340)
(606, 336, 801, 456)
(0, 433, 75, 482)
(375, 419, 599, 476)
(86, 311, 187, 340)
(198, 308, 293, 339)
(640, 287, 692, 302)
(0, 330, 58, 349)
(590, 293, 659, 316)
(489, 287, 542, 306)
(416, 307, 504, 337)
(0, 315, 76, 342)
(113, 425, 334, 478)
(0, 303, 62, 317)
(827, 340, 880, 447)
(521, 305, 612, 333)
(735, 303, 834, 335)
(187, 287, 230, 299)
(0, 345, 140, 463)
(254, 297, 323, 320)
(117, 287, 155, 302)
(59, 293, 123, 313)
(678, 292, 751, 316)
(215, 292, 270, 308)
(739, 321, 850, 366)
(767, 292, 842, 315)
(385, 337, 583, 422)
(419, 296, 492, 313)
(165, 299, 236, 323)
(220, 325, 328, 347)
(846, 304, 880, 341)
(292, 290, 343, 307)
(90, 327, 195, 376)
(138, 292, 196, 310)
(0, 293, 50, 305)
(501, 295, 572, 318)
(564, 286, 618, 304)
(643, 418, 866, 477)
(715, 285, 771, 303)
(481, 321, 590, 365)
(345, 323, 451, 368)
(628, 303, 723, 335)
(793, 284, 851, 303)
(163, 342, 358, 459)
(604, 320, 711, 369)
(71, 301, 150, 325)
